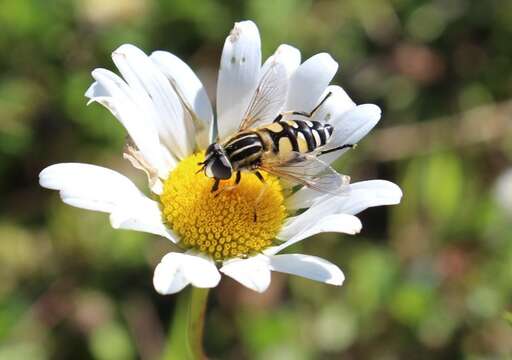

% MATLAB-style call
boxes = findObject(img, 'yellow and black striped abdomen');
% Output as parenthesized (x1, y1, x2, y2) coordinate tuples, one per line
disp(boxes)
(261, 120, 333, 155)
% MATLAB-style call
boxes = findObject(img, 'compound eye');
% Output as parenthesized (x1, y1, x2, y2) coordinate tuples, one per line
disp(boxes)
(205, 143, 216, 155)
(211, 157, 232, 180)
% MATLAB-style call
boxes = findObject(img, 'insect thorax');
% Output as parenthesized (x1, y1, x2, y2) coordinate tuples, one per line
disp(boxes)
(223, 131, 265, 171)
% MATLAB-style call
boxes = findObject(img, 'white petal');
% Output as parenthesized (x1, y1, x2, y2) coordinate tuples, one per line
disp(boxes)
(153, 253, 189, 294)
(320, 104, 382, 165)
(270, 214, 362, 255)
(310, 85, 356, 123)
(40, 163, 142, 212)
(112, 44, 194, 158)
(86, 69, 175, 178)
(109, 196, 178, 242)
(153, 252, 221, 295)
(150, 51, 213, 149)
(287, 178, 402, 213)
(285, 53, 338, 113)
(261, 44, 301, 78)
(216, 21, 261, 140)
(268, 254, 345, 286)
(494, 168, 512, 215)
(39, 163, 173, 239)
(220, 255, 271, 293)
(333, 180, 403, 215)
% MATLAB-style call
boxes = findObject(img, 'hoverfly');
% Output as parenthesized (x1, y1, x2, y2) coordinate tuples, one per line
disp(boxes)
(198, 62, 354, 194)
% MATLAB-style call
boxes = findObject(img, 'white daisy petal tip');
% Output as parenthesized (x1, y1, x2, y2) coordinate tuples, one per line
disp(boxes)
(387, 182, 403, 204)
(261, 43, 301, 78)
(153, 253, 221, 295)
(153, 254, 189, 295)
(316, 52, 339, 72)
(112, 43, 141, 58)
(350, 217, 363, 235)
(274, 44, 301, 67)
(268, 254, 345, 286)
(230, 20, 259, 42)
(285, 52, 339, 111)
(361, 103, 382, 122)
(220, 255, 271, 293)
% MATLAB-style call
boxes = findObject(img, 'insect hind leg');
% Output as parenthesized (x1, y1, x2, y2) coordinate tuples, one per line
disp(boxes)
(253, 182, 269, 222)
(274, 91, 333, 121)
(318, 143, 356, 156)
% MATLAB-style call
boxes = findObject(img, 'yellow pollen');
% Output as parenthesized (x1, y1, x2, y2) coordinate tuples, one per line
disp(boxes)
(160, 153, 286, 260)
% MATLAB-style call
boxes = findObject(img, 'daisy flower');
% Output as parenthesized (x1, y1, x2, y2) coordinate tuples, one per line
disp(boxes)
(39, 20, 402, 294)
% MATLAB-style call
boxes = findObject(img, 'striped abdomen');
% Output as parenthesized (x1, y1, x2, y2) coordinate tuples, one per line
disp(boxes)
(261, 120, 333, 155)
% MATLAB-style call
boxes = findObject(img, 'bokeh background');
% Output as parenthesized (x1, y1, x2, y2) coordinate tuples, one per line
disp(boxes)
(1, 0, 512, 359)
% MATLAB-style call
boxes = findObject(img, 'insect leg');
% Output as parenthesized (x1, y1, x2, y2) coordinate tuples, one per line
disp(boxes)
(253, 182, 269, 222)
(254, 171, 265, 183)
(272, 114, 283, 123)
(214, 173, 241, 197)
(278, 91, 333, 119)
(211, 178, 220, 192)
(318, 143, 356, 156)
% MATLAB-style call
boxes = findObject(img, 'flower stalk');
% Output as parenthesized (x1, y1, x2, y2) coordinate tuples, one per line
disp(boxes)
(164, 287, 210, 360)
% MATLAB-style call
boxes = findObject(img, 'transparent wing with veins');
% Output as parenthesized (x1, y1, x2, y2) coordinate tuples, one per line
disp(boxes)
(239, 62, 288, 131)
(259, 151, 350, 195)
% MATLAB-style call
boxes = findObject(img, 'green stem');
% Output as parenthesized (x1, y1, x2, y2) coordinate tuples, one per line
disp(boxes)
(163, 287, 210, 360)
(188, 287, 209, 358)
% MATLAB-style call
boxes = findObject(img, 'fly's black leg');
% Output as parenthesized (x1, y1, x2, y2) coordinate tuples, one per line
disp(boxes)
(278, 91, 333, 119)
(255, 171, 265, 183)
(253, 171, 266, 222)
(253, 180, 269, 222)
(214, 174, 240, 198)
(272, 114, 283, 123)
(318, 143, 356, 156)
(211, 178, 220, 193)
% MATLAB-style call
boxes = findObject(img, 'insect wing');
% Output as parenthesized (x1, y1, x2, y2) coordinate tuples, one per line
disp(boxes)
(259, 152, 350, 195)
(239, 62, 288, 131)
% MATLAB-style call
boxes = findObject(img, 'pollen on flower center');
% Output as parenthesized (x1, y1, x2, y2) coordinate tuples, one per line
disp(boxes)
(160, 153, 286, 261)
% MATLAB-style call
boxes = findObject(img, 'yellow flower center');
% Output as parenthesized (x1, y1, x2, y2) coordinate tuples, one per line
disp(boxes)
(160, 153, 286, 260)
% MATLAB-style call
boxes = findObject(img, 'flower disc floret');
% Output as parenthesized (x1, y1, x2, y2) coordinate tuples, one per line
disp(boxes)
(160, 153, 286, 260)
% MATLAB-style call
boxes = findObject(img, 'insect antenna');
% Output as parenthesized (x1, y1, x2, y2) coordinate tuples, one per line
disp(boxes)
(196, 161, 206, 174)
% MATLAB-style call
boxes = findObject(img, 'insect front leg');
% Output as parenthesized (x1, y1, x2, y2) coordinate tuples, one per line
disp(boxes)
(211, 178, 220, 193)
(213, 172, 242, 198)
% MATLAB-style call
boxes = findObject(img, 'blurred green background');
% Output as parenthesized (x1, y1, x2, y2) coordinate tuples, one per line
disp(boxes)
(1, 0, 512, 359)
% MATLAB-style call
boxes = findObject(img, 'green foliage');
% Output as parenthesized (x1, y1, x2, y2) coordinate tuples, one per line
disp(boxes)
(505, 312, 512, 326)
(89, 322, 135, 360)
